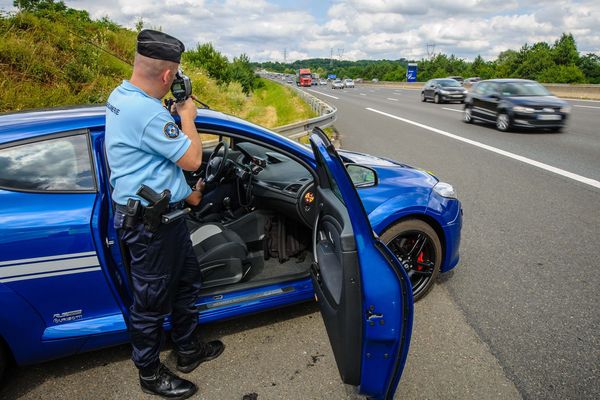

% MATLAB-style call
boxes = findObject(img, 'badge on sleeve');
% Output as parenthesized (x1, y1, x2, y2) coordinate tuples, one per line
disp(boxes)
(163, 122, 180, 139)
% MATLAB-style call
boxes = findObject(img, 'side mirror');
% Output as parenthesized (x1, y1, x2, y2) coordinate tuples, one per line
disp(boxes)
(346, 164, 377, 188)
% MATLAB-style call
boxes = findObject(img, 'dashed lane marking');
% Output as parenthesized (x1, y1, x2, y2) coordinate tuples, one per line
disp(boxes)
(387, 98, 399, 101)
(307, 89, 339, 100)
(573, 105, 600, 109)
(366, 107, 600, 189)
(360, 93, 366, 96)
(442, 107, 463, 113)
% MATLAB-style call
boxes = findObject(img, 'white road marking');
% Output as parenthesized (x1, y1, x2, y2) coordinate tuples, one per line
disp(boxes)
(360, 93, 366, 96)
(366, 107, 600, 189)
(387, 98, 399, 101)
(442, 107, 463, 113)
(307, 89, 339, 100)
(573, 104, 600, 109)
(567, 98, 600, 103)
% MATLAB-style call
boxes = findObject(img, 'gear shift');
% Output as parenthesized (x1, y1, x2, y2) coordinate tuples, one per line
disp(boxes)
(223, 197, 235, 219)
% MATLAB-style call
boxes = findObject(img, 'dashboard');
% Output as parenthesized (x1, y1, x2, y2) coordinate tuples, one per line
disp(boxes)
(235, 142, 317, 226)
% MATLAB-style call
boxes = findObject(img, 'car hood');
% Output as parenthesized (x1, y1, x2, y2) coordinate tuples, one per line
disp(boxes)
(506, 95, 566, 107)
(338, 149, 439, 215)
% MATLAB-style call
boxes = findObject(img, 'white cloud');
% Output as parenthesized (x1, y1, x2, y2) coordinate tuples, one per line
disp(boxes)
(0, 0, 598, 61)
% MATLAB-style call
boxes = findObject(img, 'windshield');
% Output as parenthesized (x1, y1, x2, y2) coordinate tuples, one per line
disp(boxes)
(500, 82, 551, 96)
(437, 79, 461, 87)
(300, 74, 311, 78)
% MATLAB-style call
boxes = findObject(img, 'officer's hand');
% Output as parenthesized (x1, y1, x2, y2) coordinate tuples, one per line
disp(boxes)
(185, 190, 202, 206)
(175, 97, 197, 121)
(194, 178, 205, 193)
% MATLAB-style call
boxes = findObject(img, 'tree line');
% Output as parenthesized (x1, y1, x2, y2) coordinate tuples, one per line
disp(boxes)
(254, 34, 600, 84)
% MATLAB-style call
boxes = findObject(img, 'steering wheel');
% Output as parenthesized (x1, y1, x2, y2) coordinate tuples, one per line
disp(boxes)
(205, 140, 229, 183)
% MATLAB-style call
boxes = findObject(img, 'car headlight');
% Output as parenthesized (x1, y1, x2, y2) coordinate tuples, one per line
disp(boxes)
(513, 106, 535, 113)
(433, 182, 457, 199)
(440, 90, 450, 94)
(560, 105, 571, 113)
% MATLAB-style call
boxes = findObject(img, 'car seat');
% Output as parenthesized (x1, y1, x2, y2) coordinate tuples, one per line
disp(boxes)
(187, 221, 250, 288)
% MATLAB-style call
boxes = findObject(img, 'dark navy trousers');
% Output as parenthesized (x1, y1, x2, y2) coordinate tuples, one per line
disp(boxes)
(116, 214, 202, 373)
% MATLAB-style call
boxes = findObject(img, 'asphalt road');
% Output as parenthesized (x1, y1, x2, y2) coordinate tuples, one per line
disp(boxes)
(302, 84, 600, 400)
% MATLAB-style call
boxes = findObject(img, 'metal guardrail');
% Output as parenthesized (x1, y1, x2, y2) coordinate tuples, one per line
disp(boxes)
(266, 78, 337, 140)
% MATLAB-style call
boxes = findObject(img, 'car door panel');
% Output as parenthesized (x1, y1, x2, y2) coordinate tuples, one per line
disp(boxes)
(309, 128, 413, 400)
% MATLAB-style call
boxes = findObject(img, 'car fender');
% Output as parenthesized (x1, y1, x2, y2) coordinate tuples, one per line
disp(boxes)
(0, 283, 85, 365)
(368, 191, 433, 236)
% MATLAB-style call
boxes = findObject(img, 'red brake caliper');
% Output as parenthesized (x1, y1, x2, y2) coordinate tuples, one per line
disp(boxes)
(416, 252, 424, 271)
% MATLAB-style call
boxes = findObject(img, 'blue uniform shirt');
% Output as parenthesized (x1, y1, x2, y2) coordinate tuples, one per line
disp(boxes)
(105, 80, 192, 205)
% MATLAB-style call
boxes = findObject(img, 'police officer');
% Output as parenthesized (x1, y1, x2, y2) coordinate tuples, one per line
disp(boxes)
(106, 29, 224, 399)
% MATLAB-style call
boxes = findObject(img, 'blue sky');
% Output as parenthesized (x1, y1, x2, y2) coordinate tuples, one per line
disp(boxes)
(1, 0, 598, 62)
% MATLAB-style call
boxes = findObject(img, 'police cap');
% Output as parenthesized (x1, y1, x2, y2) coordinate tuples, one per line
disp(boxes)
(137, 29, 185, 63)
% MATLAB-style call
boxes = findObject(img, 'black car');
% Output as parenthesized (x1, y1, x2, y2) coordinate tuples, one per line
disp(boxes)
(421, 79, 468, 103)
(463, 79, 570, 132)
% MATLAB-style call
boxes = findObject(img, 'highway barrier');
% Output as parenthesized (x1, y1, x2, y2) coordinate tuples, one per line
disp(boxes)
(361, 80, 600, 100)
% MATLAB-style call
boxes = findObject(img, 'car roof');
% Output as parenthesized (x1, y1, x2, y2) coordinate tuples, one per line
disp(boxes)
(479, 79, 537, 83)
(0, 105, 287, 147)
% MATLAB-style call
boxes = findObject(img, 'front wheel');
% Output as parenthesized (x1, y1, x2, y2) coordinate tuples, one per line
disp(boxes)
(496, 112, 511, 132)
(380, 219, 442, 301)
(463, 106, 473, 123)
(0, 342, 8, 384)
(434, 94, 441, 104)
(421, 92, 426, 102)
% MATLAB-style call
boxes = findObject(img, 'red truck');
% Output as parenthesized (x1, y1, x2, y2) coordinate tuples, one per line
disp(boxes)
(297, 68, 312, 87)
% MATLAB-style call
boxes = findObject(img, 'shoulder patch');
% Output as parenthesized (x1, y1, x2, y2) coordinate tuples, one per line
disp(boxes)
(163, 122, 180, 139)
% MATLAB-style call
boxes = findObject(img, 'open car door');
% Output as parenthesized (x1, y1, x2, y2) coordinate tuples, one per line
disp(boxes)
(309, 128, 414, 400)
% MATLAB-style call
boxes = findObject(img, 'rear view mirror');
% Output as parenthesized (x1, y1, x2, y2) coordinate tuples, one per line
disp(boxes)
(346, 164, 377, 188)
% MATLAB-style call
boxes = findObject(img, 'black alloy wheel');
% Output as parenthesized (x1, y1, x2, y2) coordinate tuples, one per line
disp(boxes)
(380, 219, 442, 301)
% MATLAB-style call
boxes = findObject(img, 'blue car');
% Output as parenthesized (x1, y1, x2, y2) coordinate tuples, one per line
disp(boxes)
(0, 106, 462, 399)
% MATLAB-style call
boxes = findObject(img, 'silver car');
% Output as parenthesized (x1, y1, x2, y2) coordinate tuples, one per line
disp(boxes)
(332, 79, 344, 89)
(344, 79, 355, 88)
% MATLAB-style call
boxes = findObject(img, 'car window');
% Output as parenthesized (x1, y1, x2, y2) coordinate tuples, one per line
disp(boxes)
(437, 79, 461, 87)
(473, 82, 487, 94)
(0, 133, 95, 192)
(499, 82, 551, 96)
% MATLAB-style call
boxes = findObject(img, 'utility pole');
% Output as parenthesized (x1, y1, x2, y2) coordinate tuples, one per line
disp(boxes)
(426, 43, 436, 59)
(337, 48, 344, 60)
(330, 48, 333, 68)
(283, 48, 287, 63)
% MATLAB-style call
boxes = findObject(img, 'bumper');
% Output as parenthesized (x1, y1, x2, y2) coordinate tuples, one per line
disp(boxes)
(441, 93, 466, 101)
(512, 112, 568, 128)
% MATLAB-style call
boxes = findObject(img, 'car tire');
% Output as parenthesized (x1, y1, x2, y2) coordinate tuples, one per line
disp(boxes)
(421, 92, 426, 102)
(434, 94, 441, 104)
(380, 219, 442, 301)
(0, 341, 8, 384)
(463, 105, 474, 123)
(496, 112, 511, 132)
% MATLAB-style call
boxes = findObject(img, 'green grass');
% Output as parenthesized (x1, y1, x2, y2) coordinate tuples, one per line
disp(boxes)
(0, 11, 315, 131)
(243, 79, 316, 128)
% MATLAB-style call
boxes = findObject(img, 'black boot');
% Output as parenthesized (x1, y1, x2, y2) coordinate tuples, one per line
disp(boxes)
(176, 340, 225, 373)
(139, 363, 198, 399)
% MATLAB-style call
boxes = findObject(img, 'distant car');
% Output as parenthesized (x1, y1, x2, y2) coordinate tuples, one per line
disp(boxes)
(421, 79, 468, 103)
(446, 76, 464, 84)
(344, 79, 355, 88)
(372, 78, 379, 83)
(463, 79, 570, 132)
(464, 77, 481, 84)
(286, 78, 294, 84)
(331, 79, 344, 89)
(319, 79, 327, 85)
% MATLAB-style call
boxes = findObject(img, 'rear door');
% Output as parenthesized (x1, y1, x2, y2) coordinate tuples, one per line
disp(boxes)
(309, 128, 413, 400)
